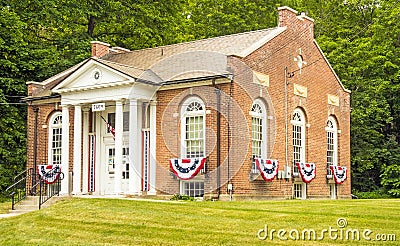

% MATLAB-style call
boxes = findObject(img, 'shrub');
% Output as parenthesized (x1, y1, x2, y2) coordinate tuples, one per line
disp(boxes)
(352, 189, 392, 199)
(170, 194, 194, 201)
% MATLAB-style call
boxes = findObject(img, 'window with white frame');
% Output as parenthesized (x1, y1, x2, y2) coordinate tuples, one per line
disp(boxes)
(107, 147, 129, 179)
(107, 111, 130, 133)
(291, 109, 306, 174)
(326, 117, 338, 176)
(180, 97, 205, 197)
(181, 180, 204, 197)
(48, 112, 62, 165)
(294, 183, 306, 199)
(181, 98, 205, 158)
(251, 99, 267, 173)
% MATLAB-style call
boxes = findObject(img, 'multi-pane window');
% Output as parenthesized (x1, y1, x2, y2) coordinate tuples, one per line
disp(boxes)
(294, 183, 305, 199)
(108, 147, 129, 179)
(180, 98, 205, 197)
(251, 101, 266, 173)
(182, 100, 205, 158)
(326, 117, 337, 175)
(122, 148, 129, 179)
(292, 109, 305, 174)
(107, 112, 130, 133)
(107, 148, 116, 174)
(182, 180, 204, 197)
(49, 113, 62, 165)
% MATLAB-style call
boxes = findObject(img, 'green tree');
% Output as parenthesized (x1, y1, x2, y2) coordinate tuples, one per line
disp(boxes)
(314, 0, 400, 195)
(0, 6, 28, 194)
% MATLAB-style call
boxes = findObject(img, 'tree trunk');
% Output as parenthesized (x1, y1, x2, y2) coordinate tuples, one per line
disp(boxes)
(88, 15, 95, 37)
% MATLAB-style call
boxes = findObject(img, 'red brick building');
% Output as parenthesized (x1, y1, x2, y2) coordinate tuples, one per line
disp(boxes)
(25, 7, 351, 200)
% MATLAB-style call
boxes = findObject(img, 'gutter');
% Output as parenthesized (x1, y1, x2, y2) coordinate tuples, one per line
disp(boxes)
(162, 73, 233, 86)
(212, 78, 221, 198)
(23, 94, 61, 103)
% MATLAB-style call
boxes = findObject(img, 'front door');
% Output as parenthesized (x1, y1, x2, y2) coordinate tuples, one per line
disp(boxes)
(105, 145, 130, 194)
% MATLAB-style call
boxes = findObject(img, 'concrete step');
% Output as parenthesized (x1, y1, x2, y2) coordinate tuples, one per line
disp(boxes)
(8, 209, 37, 214)
(6, 196, 64, 215)
(19, 197, 39, 206)
(15, 204, 39, 211)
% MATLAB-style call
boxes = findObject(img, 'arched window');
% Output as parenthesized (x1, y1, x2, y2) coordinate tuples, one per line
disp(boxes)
(48, 112, 62, 165)
(326, 116, 338, 199)
(181, 97, 206, 158)
(250, 99, 267, 173)
(326, 116, 338, 173)
(291, 108, 306, 174)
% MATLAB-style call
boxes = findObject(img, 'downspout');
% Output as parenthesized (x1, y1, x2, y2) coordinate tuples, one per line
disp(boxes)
(32, 106, 39, 193)
(212, 79, 221, 197)
(228, 78, 233, 201)
(284, 67, 289, 177)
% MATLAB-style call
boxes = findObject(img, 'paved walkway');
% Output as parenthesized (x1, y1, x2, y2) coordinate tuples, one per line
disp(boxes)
(0, 213, 20, 219)
(0, 195, 185, 219)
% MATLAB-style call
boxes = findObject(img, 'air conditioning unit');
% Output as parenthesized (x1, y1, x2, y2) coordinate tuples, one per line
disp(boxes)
(284, 165, 291, 179)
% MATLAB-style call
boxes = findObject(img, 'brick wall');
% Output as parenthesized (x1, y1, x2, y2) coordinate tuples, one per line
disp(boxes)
(155, 7, 351, 199)
(26, 101, 75, 173)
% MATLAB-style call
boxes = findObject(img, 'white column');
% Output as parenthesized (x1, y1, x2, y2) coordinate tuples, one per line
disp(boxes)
(82, 107, 90, 193)
(114, 100, 123, 194)
(72, 105, 82, 194)
(61, 105, 70, 195)
(129, 99, 141, 195)
(148, 101, 157, 195)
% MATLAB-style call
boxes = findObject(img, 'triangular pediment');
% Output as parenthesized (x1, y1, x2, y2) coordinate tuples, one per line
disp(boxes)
(52, 59, 135, 93)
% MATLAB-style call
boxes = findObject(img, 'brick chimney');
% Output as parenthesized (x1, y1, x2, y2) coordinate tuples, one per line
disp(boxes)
(91, 41, 110, 58)
(278, 6, 314, 37)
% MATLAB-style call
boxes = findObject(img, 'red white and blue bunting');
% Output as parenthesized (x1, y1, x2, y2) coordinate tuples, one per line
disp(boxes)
(169, 157, 206, 180)
(255, 158, 279, 182)
(329, 165, 347, 184)
(88, 134, 96, 192)
(37, 164, 61, 184)
(296, 162, 316, 183)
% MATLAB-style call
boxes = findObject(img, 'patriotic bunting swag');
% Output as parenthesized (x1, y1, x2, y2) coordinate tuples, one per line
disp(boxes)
(255, 158, 279, 181)
(329, 165, 347, 184)
(37, 164, 61, 184)
(170, 157, 206, 180)
(296, 162, 316, 183)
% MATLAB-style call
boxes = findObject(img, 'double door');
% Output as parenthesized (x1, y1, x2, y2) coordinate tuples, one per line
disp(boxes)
(105, 145, 130, 194)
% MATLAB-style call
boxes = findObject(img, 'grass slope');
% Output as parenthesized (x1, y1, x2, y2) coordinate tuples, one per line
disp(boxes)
(0, 202, 9, 214)
(0, 198, 399, 245)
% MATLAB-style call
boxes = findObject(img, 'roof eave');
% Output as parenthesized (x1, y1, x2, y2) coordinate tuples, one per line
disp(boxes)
(23, 94, 61, 103)
(236, 27, 287, 58)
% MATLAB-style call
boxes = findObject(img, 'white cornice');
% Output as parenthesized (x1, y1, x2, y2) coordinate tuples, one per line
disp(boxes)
(52, 59, 137, 94)
(55, 80, 136, 94)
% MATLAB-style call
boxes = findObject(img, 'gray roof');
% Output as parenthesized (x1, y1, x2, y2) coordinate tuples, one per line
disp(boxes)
(96, 59, 145, 78)
(101, 27, 285, 70)
(27, 26, 287, 98)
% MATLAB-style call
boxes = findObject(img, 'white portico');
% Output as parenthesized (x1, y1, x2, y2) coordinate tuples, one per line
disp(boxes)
(52, 58, 158, 195)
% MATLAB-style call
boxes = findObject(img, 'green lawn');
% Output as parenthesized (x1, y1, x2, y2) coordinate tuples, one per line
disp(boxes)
(0, 201, 10, 214)
(0, 198, 399, 245)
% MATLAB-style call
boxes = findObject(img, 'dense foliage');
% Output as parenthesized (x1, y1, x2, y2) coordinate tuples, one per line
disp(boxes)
(0, 0, 399, 197)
